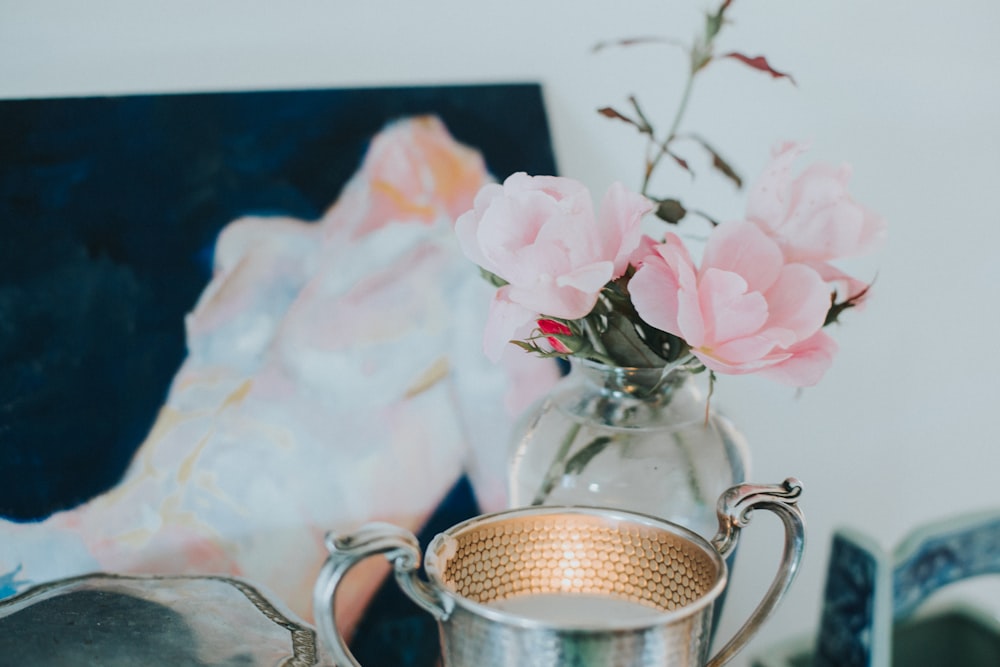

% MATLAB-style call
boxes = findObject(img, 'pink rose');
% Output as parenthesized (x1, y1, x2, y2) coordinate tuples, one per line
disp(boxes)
(629, 220, 836, 386)
(456, 173, 651, 360)
(747, 141, 886, 262)
(746, 141, 886, 301)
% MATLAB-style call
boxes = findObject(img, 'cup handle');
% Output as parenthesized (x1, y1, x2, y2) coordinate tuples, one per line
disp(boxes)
(312, 522, 450, 667)
(705, 478, 805, 667)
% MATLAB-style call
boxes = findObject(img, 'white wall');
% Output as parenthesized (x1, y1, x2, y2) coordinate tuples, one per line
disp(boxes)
(4, 0, 1000, 663)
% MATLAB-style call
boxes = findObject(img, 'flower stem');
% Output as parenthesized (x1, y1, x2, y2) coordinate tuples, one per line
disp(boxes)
(671, 430, 707, 510)
(530, 421, 582, 505)
(641, 61, 698, 197)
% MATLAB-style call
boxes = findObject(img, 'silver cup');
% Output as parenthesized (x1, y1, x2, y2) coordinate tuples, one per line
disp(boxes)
(314, 479, 804, 667)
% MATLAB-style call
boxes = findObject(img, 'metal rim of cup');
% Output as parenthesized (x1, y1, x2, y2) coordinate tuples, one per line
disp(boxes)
(423, 505, 729, 632)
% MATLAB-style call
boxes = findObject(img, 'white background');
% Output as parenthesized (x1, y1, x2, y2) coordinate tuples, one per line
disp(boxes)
(3, 0, 1000, 663)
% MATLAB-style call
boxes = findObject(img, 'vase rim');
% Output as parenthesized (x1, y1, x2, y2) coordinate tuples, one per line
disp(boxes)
(572, 357, 700, 374)
(569, 358, 699, 399)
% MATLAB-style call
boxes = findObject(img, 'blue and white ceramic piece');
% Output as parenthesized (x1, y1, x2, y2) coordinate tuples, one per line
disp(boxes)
(753, 510, 1000, 667)
(891, 511, 1000, 620)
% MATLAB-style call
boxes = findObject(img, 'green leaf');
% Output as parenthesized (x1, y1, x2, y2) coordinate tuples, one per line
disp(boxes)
(599, 311, 669, 367)
(479, 268, 508, 288)
(705, 0, 732, 40)
(705, 14, 723, 41)
(510, 339, 544, 354)
(509, 339, 575, 361)
(635, 321, 690, 363)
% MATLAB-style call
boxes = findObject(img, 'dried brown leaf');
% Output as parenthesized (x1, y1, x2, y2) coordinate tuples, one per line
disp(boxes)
(722, 52, 797, 85)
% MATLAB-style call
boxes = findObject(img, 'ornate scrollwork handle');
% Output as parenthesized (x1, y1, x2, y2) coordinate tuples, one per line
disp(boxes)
(313, 523, 448, 667)
(706, 478, 805, 667)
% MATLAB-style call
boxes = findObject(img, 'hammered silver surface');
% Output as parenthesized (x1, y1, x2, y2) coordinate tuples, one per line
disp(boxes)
(434, 512, 720, 666)
(442, 604, 712, 667)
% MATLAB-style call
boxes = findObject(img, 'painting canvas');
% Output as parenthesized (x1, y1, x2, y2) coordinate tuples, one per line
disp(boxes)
(0, 84, 559, 665)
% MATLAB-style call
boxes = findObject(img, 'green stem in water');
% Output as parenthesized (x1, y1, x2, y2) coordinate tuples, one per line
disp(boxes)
(704, 370, 716, 426)
(671, 429, 707, 510)
(530, 421, 582, 505)
(528, 352, 709, 508)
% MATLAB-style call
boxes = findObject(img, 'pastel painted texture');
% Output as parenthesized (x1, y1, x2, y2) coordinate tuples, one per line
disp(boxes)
(455, 173, 651, 360)
(630, 221, 836, 386)
(0, 117, 559, 629)
(342, 116, 490, 239)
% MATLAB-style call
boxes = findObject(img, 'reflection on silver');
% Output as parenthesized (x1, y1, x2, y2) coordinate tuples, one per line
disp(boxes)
(0, 573, 327, 666)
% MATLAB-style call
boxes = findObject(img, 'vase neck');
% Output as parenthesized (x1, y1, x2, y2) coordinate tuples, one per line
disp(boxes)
(571, 359, 690, 401)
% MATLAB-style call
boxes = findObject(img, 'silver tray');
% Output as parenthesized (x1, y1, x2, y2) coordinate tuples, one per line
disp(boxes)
(0, 573, 333, 666)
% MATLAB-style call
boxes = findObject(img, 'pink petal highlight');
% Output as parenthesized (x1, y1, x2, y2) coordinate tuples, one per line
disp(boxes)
(483, 288, 537, 362)
(702, 220, 783, 293)
(708, 336, 786, 369)
(556, 261, 615, 294)
(598, 182, 654, 276)
(629, 259, 683, 337)
(758, 330, 838, 386)
(745, 141, 810, 227)
(696, 268, 769, 344)
(746, 141, 886, 264)
(761, 263, 830, 340)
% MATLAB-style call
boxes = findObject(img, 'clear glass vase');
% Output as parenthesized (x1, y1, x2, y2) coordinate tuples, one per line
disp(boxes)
(508, 359, 750, 541)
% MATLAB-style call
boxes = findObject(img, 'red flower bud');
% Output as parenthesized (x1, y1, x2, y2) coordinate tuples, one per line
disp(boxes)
(537, 319, 573, 354)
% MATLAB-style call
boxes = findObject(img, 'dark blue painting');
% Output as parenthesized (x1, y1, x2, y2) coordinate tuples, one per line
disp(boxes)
(0, 85, 557, 667)
(0, 84, 557, 521)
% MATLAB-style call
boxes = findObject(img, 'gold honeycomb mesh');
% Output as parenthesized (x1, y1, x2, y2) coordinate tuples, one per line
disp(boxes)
(438, 513, 719, 612)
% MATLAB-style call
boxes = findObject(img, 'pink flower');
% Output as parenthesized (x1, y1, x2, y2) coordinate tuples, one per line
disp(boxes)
(456, 173, 652, 360)
(746, 141, 886, 301)
(629, 220, 836, 386)
(628, 233, 662, 266)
